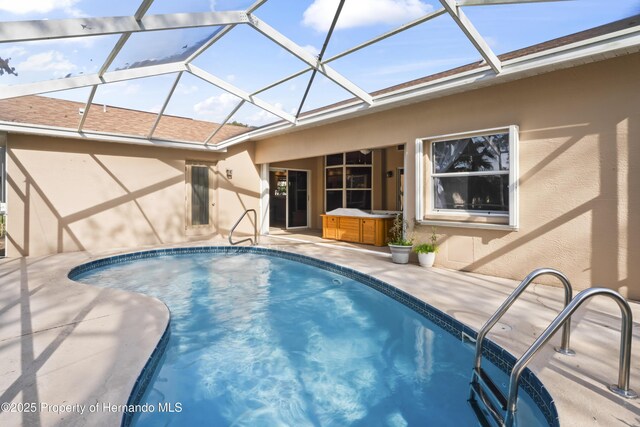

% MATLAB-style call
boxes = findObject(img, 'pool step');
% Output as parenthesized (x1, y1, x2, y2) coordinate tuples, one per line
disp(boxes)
(469, 367, 507, 427)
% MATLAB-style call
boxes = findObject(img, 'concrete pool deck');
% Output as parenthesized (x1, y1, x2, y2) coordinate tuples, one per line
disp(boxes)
(0, 236, 638, 426)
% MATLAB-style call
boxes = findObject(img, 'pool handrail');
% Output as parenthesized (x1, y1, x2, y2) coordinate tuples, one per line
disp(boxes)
(474, 268, 575, 372)
(504, 287, 637, 426)
(229, 209, 258, 246)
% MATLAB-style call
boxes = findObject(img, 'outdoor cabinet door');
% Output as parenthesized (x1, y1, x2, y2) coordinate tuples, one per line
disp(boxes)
(186, 162, 215, 236)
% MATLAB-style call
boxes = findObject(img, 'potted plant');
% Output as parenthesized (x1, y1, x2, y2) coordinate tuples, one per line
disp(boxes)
(414, 227, 438, 268)
(387, 213, 413, 264)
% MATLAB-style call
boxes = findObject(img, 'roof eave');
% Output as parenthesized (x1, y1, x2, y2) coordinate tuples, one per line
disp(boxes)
(0, 120, 228, 152)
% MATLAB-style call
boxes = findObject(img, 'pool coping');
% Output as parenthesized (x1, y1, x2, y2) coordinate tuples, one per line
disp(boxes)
(69, 245, 559, 427)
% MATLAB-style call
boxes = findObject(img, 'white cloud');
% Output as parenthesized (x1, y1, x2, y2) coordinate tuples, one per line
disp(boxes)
(302, 44, 320, 57)
(242, 103, 282, 126)
(226, 74, 236, 82)
(193, 93, 240, 122)
(176, 83, 198, 95)
(303, 0, 433, 32)
(0, 0, 81, 15)
(16, 50, 76, 76)
(0, 46, 28, 58)
(100, 81, 141, 96)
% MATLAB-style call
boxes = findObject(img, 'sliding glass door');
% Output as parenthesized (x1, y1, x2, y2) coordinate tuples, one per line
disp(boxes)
(287, 170, 308, 229)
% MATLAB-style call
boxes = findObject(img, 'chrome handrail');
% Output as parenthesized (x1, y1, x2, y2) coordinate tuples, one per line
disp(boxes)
(229, 209, 257, 246)
(504, 287, 637, 426)
(474, 268, 575, 372)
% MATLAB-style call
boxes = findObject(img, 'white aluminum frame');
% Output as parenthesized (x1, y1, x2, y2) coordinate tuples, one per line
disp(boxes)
(323, 152, 375, 213)
(440, 0, 501, 73)
(0, 0, 634, 151)
(215, 22, 640, 150)
(0, 11, 248, 43)
(415, 125, 519, 230)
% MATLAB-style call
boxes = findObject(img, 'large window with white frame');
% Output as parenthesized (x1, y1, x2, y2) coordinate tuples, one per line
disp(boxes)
(325, 151, 373, 211)
(416, 126, 519, 230)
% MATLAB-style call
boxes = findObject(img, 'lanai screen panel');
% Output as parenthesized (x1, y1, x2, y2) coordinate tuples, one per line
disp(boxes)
(0, 0, 638, 149)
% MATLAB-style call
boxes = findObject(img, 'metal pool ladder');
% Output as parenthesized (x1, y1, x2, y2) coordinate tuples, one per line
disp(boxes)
(469, 269, 637, 427)
(229, 209, 258, 246)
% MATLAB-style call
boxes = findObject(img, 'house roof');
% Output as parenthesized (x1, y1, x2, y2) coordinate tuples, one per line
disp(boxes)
(0, 95, 251, 145)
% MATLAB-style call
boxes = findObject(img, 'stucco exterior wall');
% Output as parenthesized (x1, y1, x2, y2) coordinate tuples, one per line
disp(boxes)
(254, 54, 640, 300)
(5, 135, 259, 256)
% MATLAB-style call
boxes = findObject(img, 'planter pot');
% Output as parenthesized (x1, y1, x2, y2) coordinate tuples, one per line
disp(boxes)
(418, 252, 436, 268)
(389, 244, 412, 264)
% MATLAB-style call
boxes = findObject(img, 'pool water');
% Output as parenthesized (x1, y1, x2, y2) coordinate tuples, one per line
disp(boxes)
(74, 252, 549, 426)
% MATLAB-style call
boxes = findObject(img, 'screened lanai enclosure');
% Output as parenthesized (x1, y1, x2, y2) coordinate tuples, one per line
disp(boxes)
(0, 0, 638, 150)
(0, 4, 640, 426)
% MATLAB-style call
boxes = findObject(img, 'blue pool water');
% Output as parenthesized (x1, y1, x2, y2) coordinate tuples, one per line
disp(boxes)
(73, 251, 551, 426)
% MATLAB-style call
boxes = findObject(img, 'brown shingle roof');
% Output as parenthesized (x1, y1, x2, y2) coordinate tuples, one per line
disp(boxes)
(0, 95, 251, 144)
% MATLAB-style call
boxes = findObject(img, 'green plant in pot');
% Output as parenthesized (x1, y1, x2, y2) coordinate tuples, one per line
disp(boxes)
(414, 227, 438, 268)
(388, 213, 413, 264)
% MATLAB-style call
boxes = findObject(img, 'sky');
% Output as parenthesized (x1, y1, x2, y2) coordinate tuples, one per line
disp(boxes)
(0, 0, 638, 133)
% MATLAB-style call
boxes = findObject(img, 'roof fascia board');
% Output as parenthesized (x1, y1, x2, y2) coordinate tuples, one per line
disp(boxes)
(0, 63, 186, 100)
(187, 64, 297, 123)
(439, 0, 502, 73)
(215, 25, 640, 148)
(247, 14, 374, 105)
(0, 121, 227, 152)
(0, 11, 249, 43)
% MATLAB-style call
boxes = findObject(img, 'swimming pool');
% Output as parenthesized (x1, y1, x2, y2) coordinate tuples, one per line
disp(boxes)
(70, 247, 557, 426)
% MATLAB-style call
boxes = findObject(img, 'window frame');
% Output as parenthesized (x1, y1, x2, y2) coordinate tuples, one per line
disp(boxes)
(324, 151, 374, 212)
(415, 126, 519, 231)
(185, 161, 215, 235)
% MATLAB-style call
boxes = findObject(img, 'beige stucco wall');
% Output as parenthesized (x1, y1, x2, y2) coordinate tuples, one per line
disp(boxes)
(254, 53, 640, 300)
(5, 134, 260, 256)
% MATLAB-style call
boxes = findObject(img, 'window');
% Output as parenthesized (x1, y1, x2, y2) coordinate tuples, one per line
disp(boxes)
(191, 166, 209, 226)
(325, 151, 373, 211)
(185, 162, 213, 233)
(416, 126, 519, 230)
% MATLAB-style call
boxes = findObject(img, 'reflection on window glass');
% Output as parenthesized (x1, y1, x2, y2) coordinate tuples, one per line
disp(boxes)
(275, 176, 287, 196)
(191, 166, 209, 225)
(433, 133, 509, 173)
(346, 167, 371, 189)
(326, 168, 343, 189)
(434, 176, 508, 212)
(326, 153, 343, 166)
(326, 190, 343, 212)
(346, 190, 371, 210)
(345, 151, 372, 165)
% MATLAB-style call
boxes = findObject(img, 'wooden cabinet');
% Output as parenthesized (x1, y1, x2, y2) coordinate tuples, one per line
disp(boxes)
(322, 215, 338, 239)
(338, 217, 360, 242)
(321, 215, 393, 246)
